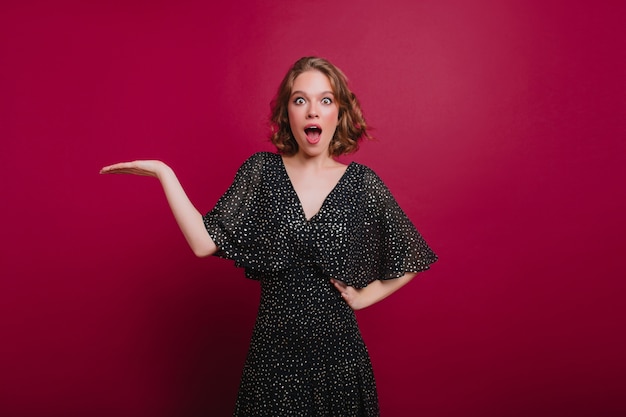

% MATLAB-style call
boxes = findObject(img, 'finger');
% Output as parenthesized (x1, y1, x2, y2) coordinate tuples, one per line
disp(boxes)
(330, 278, 347, 287)
(100, 162, 133, 173)
(330, 278, 347, 291)
(100, 168, 138, 175)
(100, 162, 153, 176)
(335, 285, 350, 299)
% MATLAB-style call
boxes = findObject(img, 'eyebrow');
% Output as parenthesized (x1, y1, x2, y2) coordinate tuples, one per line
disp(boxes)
(290, 90, 335, 97)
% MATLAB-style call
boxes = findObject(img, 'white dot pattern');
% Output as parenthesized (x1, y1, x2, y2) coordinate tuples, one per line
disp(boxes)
(203, 152, 437, 416)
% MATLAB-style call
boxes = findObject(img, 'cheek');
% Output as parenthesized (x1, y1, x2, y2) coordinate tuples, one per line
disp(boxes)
(287, 107, 297, 127)
(322, 104, 338, 118)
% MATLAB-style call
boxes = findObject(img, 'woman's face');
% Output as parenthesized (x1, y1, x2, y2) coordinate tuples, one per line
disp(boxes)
(287, 70, 339, 158)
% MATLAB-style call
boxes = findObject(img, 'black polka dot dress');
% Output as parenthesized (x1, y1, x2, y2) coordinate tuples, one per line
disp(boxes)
(203, 152, 437, 416)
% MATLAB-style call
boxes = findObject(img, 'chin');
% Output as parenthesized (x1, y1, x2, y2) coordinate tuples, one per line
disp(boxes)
(295, 139, 330, 156)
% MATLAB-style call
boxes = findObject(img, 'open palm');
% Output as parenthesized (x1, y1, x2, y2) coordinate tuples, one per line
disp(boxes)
(100, 160, 166, 177)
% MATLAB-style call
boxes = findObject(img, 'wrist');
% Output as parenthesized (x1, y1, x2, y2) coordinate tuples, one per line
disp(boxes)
(155, 161, 173, 180)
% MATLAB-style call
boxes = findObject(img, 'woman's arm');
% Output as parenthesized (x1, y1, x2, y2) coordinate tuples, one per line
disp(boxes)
(100, 160, 217, 257)
(330, 273, 417, 310)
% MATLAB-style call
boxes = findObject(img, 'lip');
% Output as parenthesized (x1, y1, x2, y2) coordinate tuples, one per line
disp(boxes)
(304, 124, 322, 144)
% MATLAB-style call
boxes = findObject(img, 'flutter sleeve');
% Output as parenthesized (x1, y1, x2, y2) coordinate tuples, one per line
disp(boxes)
(202, 152, 289, 277)
(324, 165, 438, 288)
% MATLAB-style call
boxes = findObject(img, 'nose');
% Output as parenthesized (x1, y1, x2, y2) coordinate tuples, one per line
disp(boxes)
(307, 103, 319, 119)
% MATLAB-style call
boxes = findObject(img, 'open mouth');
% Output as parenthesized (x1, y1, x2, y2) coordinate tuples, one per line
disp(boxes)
(304, 126, 322, 144)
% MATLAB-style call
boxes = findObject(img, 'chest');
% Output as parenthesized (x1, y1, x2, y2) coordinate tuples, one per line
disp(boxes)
(290, 178, 337, 220)
(259, 158, 365, 225)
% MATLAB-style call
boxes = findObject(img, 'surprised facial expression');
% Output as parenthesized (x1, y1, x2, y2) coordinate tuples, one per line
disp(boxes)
(287, 70, 339, 157)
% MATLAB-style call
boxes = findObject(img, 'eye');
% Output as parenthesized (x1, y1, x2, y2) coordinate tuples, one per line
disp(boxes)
(294, 97, 305, 105)
(321, 97, 333, 105)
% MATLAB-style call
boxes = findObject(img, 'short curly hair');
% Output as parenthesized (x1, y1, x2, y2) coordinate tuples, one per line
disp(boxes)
(270, 57, 372, 156)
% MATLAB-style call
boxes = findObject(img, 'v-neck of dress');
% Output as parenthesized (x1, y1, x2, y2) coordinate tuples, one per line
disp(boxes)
(279, 156, 354, 222)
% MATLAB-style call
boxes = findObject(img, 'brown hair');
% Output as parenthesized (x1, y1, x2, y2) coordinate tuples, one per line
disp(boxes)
(270, 57, 372, 156)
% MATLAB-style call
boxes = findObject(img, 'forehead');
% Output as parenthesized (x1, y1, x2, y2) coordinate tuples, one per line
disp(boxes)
(291, 70, 334, 94)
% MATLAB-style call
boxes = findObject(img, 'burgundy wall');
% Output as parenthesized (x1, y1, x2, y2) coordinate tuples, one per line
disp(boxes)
(1, 1, 624, 416)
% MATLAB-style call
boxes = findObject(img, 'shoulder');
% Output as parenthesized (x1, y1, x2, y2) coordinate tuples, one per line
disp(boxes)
(349, 162, 386, 185)
(249, 151, 280, 160)
(243, 151, 279, 163)
(237, 152, 280, 171)
(350, 161, 375, 174)
(348, 162, 395, 204)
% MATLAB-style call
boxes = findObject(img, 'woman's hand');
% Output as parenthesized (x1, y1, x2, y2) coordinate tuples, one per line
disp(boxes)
(100, 160, 168, 178)
(100, 159, 217, 257)
(331, 273, 417, 310)
(331, 279, 367, 310)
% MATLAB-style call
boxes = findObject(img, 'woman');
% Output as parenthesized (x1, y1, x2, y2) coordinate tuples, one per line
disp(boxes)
(101, 56, 437, 416)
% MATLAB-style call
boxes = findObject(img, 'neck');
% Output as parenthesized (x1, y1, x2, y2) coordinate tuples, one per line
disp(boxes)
(287, 151, 337, 169)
